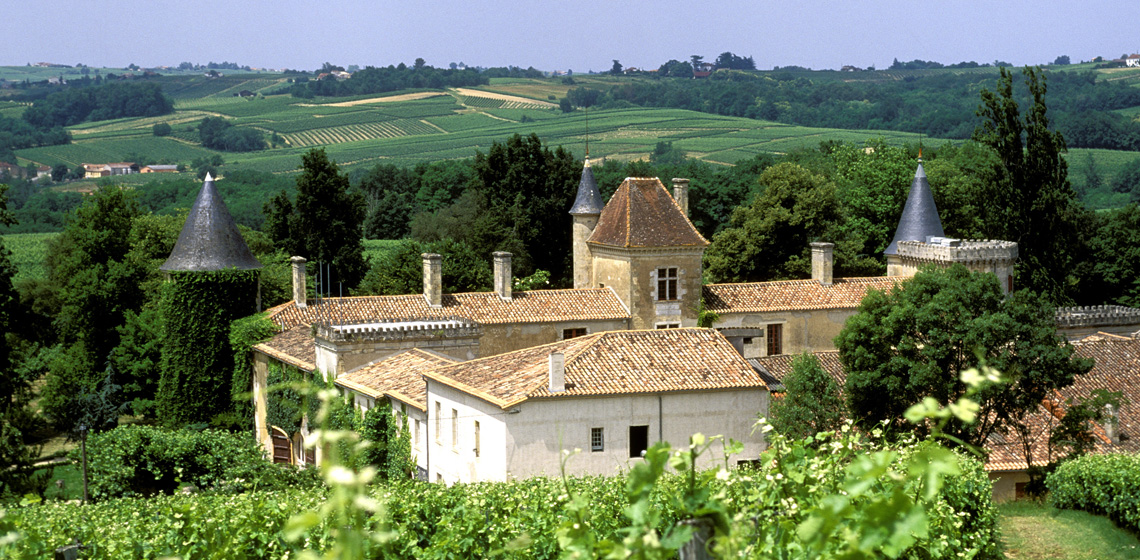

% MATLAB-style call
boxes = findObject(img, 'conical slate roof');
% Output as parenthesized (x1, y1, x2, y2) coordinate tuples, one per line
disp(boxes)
(884, 161, 944, 255)
(160, 174, 262, 272)
(568, 157, 604, 215)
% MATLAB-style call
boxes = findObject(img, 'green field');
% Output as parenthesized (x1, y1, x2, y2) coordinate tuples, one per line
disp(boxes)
(7, 68, 1140, 185)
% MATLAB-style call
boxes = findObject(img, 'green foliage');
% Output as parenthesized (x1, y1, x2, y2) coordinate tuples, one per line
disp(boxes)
(157, 270, 260, 427)
(354, 238, 491, 296)
(973, 66, 1092, 303)
(198, 116, 266, 152)
(1080, 204, 1140, 306)
(832, 140, 915, 256)
(229, 313, 279, 425)
(768, 353, 845, 439)
(22, 81, 173, 128)
(152, 122, 172, 137)
(839, 264, 1093, 448)
(356, 401, 413, 481)
(265, 148, 367, 290)
(1048, 453, 1140, 534)
(265, 362, 308, 436)
(68, 424, 320, 501)
(705, 162, 878, 283)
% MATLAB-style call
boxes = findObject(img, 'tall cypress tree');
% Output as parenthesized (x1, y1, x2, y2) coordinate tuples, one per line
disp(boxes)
(264, 148, 366, 291)
(973, 66, 1091, 303)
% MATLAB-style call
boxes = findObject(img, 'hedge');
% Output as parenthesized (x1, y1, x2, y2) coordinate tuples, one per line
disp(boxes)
(1047, 452, 1140, 532)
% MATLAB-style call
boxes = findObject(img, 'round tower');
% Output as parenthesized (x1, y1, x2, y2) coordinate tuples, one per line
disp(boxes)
(569, 157, 604, 289)
(157, 173, 263, 426)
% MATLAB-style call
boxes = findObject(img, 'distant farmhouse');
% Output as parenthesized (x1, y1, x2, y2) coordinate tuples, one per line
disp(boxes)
(83, 162, 139, 178)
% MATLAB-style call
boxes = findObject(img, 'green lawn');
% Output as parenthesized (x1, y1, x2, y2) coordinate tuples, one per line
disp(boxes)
(999, 500, 1140, 559)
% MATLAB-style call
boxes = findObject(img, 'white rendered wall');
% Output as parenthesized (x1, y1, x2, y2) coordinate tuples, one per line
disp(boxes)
(425, 383, 769, 483)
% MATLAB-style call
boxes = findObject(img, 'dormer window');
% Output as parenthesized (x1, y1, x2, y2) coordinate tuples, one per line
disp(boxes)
(656, 267, 678, 301)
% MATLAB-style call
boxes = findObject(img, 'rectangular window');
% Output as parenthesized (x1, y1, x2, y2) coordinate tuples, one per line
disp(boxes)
(434, 402, 441, 442)
(655, 322, 680, 329)
(656, 267, 678, 301)
(414, 419, 421, 449)
(591, 427, 604, 452)
(474, 421, 481, 458)
(451, 408, 458, 450)
(563, 327, 587, 339)
(767, 324, 783, 356)
(629, 425, 649, 458)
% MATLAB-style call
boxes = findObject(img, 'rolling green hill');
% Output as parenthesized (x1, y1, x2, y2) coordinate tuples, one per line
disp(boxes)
(7, 67, 1140, 201)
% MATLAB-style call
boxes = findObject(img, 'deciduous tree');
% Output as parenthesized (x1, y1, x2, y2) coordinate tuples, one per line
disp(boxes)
(768, 353, 844, 440)
(838, 264, 1092, 449)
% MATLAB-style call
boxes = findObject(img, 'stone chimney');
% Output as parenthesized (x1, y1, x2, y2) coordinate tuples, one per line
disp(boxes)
(810, 242, 834, 286)
(548, 351, 565, 393)
(671, 178, 690, 217)
(291, 256, 307, 307)
(1105, 404, 1120, 444)
(422, 253, 442, 308)
(493, 251, 512, 301)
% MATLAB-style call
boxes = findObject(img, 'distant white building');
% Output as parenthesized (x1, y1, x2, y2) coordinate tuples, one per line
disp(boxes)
(1127, 54, 1140, 68)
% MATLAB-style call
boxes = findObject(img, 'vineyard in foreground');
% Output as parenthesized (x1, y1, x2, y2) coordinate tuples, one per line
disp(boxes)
(3, 428, 1000, 559)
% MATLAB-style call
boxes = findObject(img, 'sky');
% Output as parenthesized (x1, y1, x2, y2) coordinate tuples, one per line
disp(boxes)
(6, 1, 1139, 72)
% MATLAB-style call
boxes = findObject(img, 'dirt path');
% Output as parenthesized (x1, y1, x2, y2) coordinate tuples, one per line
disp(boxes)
(451, 88, 557, 108)
(298, 92, 446, 107)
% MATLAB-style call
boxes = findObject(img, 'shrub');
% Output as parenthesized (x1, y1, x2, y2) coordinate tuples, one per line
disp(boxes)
(70, 424, 319, 500)
(1047, 453, 1140, 533)
(152, 122, 171, 137)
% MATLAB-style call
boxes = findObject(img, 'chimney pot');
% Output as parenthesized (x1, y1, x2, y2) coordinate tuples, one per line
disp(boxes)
(810, 242, 834, 286)
(291, 256, 307, 307)
(493, 251, 513, 301)
(549, 352, 565, 393)
(671, 178, 690, 217)
(422, 253, 442, 308)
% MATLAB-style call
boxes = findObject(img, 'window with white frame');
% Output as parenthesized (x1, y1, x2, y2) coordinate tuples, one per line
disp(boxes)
(434, 402, 441, 442)
(656, 267, 678, 301)
(474, 421, 481, 458)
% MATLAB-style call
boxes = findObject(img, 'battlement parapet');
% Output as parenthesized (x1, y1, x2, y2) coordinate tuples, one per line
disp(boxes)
(1055, 305, 1140, 328)
(896, 239, 1018, 264)
(314, 317, 481, 343)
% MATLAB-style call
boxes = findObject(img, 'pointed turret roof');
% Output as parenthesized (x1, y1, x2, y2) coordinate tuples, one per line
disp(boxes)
(884, 161, 944, 256)
(568, 157, 604, 215)
(160, 174, 263, 272)
(588, 177, 708, 248)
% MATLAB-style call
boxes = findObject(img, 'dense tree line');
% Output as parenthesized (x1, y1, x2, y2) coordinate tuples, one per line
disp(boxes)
(21, 81, 174, 128)
(289, 61, 488, 98)
(575, 68, 1140, 150)
(0, 115, 69, 159)
(197, 117, 266, 152)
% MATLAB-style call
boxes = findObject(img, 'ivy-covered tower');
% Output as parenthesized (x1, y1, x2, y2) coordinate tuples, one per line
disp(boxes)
(157, 173, 262, 427)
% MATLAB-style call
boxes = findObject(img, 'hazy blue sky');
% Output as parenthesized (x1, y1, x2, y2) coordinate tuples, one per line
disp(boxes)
(7, 1, 1138, 72)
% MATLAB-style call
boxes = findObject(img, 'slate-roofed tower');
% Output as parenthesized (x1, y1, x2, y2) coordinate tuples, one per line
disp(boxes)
(156, 173, 263, 427)
(569, 157, 604, 289)
(160, 173, 263, 273)
(587, 177, 708, 329)
(885, 159, 945, 275)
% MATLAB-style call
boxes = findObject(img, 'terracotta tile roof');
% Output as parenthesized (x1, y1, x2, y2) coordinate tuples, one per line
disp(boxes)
(254, 324, 316, 371)
(989, 333, 1140, 470)
(588, 178, 708, 248)
(703, 277, 900, 314)
(422, 328, 767, 409)
(266, 288, 629, 331)
(334, 348, 457, 411)
(750, 351, 847, 388)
